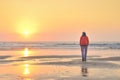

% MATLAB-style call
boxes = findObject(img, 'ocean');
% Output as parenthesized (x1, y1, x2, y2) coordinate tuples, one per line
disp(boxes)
(0, 42, 120, 50)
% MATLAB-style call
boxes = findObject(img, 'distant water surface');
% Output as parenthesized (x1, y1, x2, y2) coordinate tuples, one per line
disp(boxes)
(0, 42, 120, 50)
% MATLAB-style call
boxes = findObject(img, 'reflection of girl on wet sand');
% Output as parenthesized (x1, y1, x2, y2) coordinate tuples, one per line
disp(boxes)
(81, 63, 88, 77)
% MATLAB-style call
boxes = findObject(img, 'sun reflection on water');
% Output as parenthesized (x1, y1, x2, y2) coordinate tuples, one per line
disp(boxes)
(22, 63, 33, 80)
(24, 64, 30, 75)
(22, 48, 32, 80)
(24, 48, 29, 57)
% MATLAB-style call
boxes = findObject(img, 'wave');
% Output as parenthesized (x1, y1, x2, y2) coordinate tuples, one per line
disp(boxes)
(0, 42, 120, 50)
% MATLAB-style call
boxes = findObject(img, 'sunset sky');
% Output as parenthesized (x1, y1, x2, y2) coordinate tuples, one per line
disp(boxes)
(0, 0, 120, 42)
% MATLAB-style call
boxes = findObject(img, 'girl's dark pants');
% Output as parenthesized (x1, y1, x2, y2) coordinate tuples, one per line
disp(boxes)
(81, 45, 88, 61)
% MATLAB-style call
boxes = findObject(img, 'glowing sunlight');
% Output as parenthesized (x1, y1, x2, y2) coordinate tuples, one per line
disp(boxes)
(24, 64, 30, 75)
(15, 19, 39, 37)
(24, 48, 29, 57)
(24, 31, 29, 36)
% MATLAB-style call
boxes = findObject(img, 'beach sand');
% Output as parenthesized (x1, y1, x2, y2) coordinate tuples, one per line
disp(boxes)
(0, 49, 120, 80)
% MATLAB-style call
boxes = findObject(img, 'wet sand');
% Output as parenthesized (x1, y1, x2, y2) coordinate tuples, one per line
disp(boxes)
(0, 55, 120, 80)
(0, 49, 120, 80)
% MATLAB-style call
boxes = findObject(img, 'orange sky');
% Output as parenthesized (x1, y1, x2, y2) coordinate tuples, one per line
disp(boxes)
(0, 0, 120, 42)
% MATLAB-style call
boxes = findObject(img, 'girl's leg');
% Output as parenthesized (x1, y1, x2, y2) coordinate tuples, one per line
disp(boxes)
(81, 46, 84, 61)
(84, 46, 88, 61)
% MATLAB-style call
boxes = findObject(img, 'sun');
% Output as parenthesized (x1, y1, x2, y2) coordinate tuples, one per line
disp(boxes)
(15, 19, 39, 37)
(24, 31, 29, 36)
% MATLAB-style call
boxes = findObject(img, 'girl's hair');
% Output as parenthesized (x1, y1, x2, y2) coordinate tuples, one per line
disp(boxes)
(82, 32, 86, 36)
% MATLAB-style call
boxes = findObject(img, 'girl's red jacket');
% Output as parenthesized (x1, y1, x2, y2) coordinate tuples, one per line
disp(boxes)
(80, 36, 89, 46)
